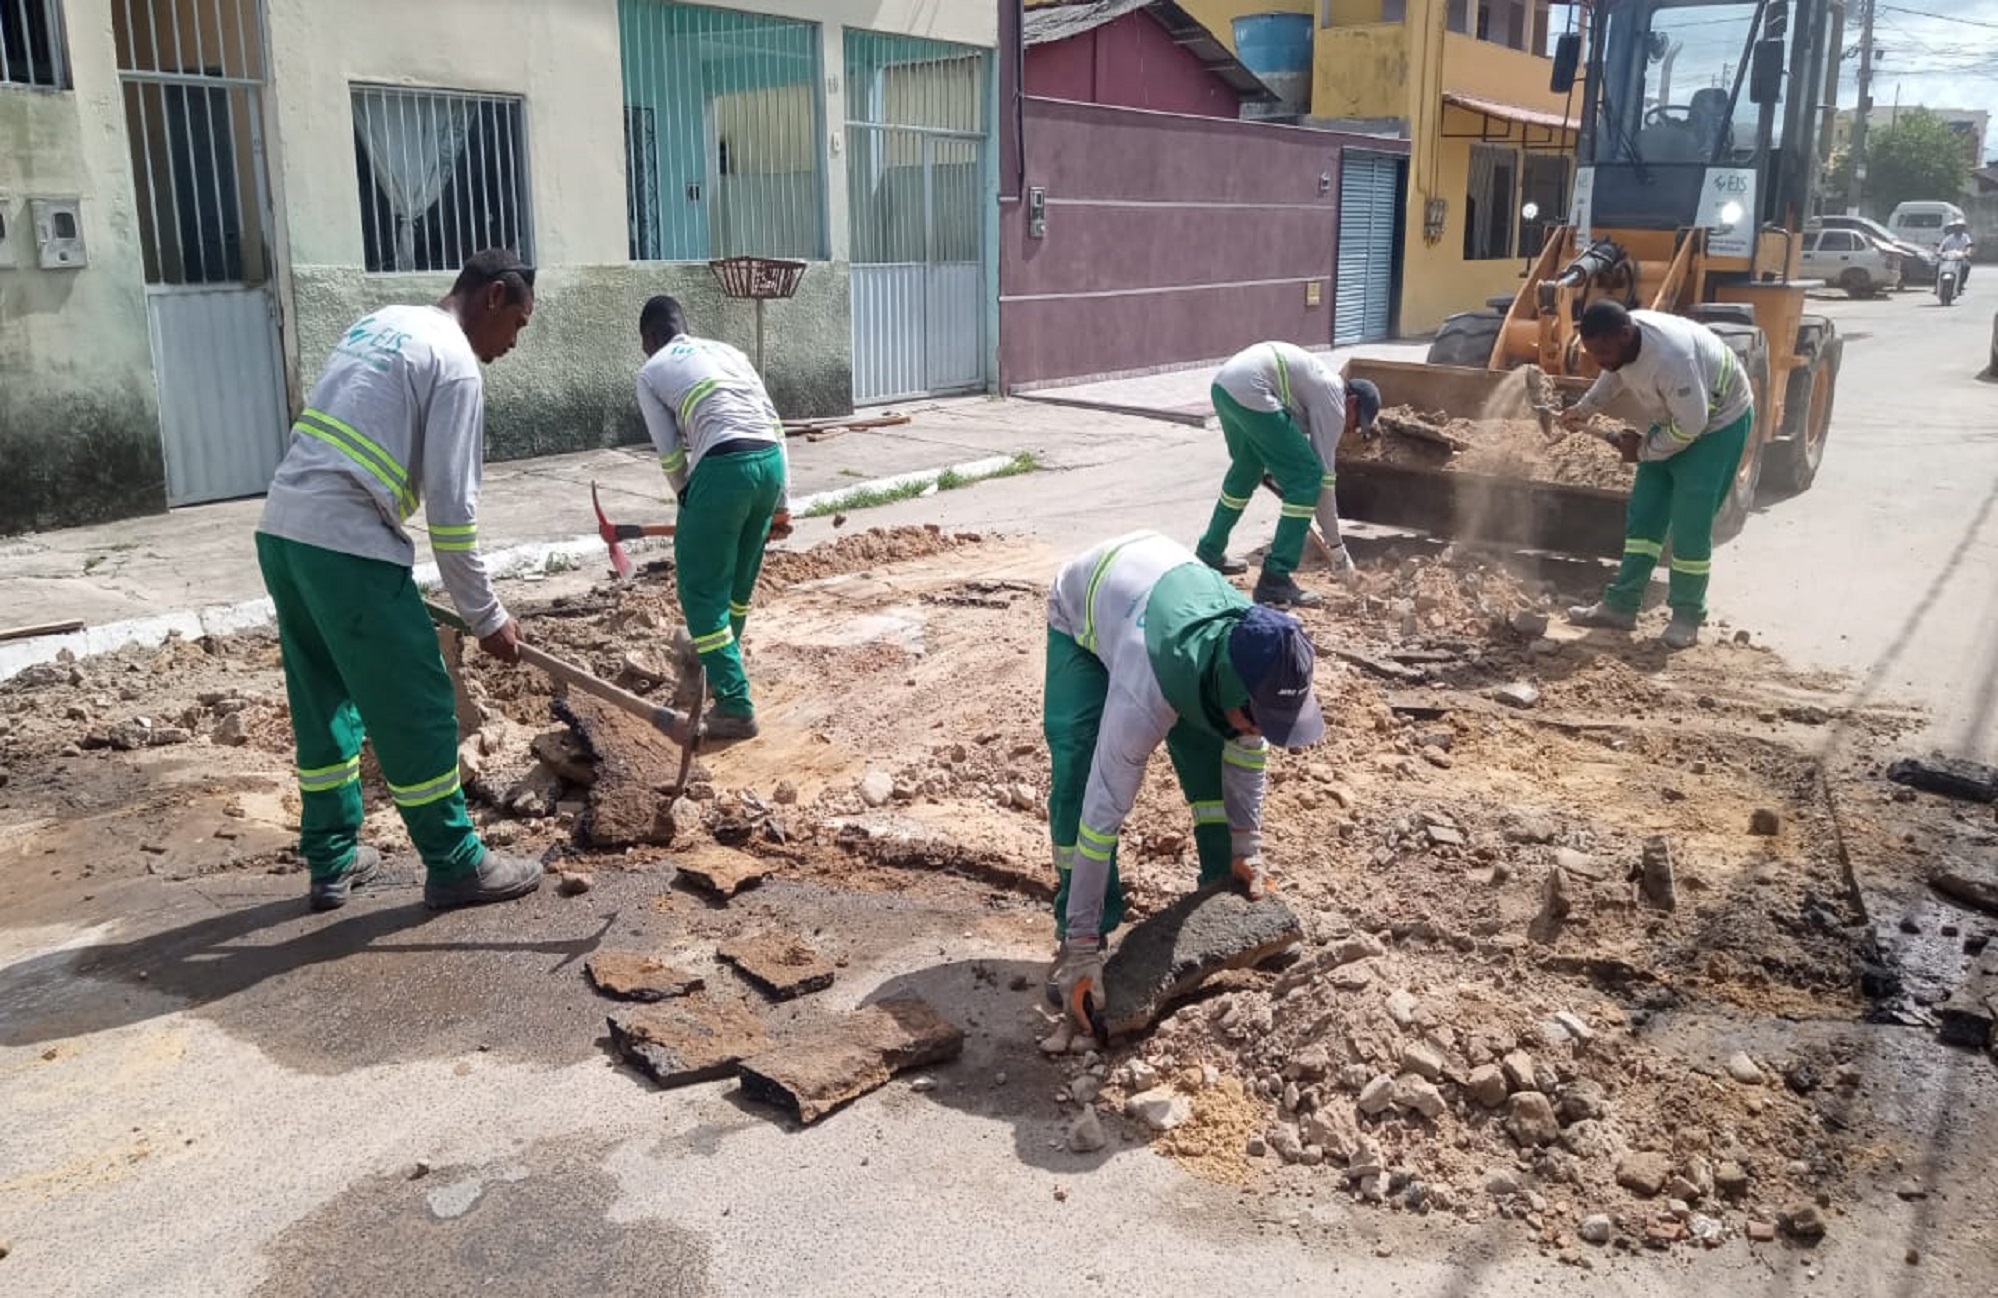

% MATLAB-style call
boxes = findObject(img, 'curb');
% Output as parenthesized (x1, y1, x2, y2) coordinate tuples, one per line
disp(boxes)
(0, 453, 1024, 683)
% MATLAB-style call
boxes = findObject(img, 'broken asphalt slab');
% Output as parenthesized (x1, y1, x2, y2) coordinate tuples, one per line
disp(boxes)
(720, 933, 837, 1000)
(554, 693, 685, 848)
(1888, 754, 1998, 804)
(586, 951, 707, 1002)
(736, 997, 964, 1125)
(607, 996, 776, 1088)
(1101, 887, 1303, 1040)
(673, 845, 775, 900)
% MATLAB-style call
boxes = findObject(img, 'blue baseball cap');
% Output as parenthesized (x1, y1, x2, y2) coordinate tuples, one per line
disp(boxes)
(1346, 377, 1382, 430)
(1227, 606, 1326, 748)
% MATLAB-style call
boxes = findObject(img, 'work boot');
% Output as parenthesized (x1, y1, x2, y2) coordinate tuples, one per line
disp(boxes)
(423, 851, 543, 911)
(1660, 618, 1700, 651)
(309, 846, 382, 913)
(1566, 601, 1638, 632)
(701, 712, 760, 742)
(1253, 571, 1323, 609)
(1200, 551, 1249, 577)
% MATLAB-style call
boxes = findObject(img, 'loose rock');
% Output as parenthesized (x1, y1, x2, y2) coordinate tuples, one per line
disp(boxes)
(555, 870, 594, 897)
(1125, 1087, 1192, 1132)
(212, 712, 250, 746)
(1749, 807, 1782, 836)
(1394, 1075, 1447, 1120)
(1638, 836, 1678, 910)
(858, 772, 895, 807)
(1616, 1151, 1672, 1197)
(1068, 1108, 1107, 1153)
(1781, 1203, 1826, 1241)
(1467, 1064, 1509, 1109)
(1724, 1051, 1763, 1085)
(1505, 1091, 1559, 1146)
(1579, 1214, 1613, 1244)
(1500, 1050, 1538, 1093)
(1511, 609, 1551, 638)
(1357, 1074, 1396, 1116)
(1495, 682, 1542, 710)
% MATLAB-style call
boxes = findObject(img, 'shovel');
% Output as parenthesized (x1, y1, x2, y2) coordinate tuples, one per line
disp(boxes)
(591, 481, 676, 581)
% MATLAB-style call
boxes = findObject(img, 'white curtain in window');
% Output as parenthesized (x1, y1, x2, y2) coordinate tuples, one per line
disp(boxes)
(356, 92, 473, 270)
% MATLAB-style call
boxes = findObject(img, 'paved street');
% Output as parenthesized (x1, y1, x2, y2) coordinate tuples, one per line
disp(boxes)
(4, 290, 1998, 1297)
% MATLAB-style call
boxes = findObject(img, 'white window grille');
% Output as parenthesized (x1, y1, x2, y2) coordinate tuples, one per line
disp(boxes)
(351, 85, 532, 273)
(2, 0, 67, 88)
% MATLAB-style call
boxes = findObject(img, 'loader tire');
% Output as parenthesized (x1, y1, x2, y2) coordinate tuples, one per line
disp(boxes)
(1427, 312, 1506, 368)
(1763, 322, 1839, 496)
(1706, 323, 1768, 544)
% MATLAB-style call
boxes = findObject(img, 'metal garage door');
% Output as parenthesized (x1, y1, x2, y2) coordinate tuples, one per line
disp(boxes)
(1334, 152, 1400, 345)
(845, 32, 989, 405)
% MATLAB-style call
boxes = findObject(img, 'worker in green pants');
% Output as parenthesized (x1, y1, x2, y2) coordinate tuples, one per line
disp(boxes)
(636, 296, 792, 740)
(1196, 341, 1380, 608)
(1559, 301, 1754, 650)
(1040, 529, 1326, 1052)
(256, 249, 546, 913)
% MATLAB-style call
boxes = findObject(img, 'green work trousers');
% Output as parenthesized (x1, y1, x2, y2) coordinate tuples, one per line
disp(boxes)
(1043, 628, 1235, 941)
(1197, 384, 1329, 579)
(676, 444, 786, 719)
(255, 533, 485, 882)
(1602, 408, 1752, 623)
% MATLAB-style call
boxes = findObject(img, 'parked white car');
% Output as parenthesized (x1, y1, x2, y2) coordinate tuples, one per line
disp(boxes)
(1888, 200, 1967, 245)
(1801, 228, 1900, 297)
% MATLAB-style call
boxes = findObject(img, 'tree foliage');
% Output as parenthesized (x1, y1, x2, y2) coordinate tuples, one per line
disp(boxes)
(1854, 109, 1970, 218)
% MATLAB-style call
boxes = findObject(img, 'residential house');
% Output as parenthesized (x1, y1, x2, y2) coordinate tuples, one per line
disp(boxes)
(1182, 0, 1575, 335)
(0, 0, 998, 534)
(1002, 1, 1407, 387)
(1830, 106, 1990, 179)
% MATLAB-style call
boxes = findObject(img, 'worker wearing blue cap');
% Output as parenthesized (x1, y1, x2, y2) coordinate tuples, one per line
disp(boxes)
(1197, 341, 1382, 608)
(1040, 530, 1326, 1045)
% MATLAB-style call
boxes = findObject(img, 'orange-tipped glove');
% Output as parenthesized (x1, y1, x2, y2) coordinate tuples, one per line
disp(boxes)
(1049, 936, 1107, 1041)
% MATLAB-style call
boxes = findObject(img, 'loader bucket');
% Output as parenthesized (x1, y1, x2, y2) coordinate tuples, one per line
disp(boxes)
(1335, 356, 1631, 559)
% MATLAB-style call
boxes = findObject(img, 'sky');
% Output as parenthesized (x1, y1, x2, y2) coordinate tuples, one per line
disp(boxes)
(1845, 0, 1998, 162)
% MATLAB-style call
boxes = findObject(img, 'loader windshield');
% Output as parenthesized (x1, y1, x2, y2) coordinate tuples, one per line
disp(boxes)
(1592, 0, 1772, 169)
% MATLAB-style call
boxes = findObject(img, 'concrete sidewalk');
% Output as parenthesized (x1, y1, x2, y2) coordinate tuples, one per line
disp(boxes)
(0, 396, 1087, 676)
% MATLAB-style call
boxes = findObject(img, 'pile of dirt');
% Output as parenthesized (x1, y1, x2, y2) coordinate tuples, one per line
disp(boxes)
(1343, 406, 1638, 493)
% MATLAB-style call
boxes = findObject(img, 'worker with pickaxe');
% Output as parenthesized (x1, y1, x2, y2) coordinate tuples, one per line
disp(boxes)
(1195, 342, 1381, 609)
(255, 249, 544, 913)
(635, 296, 791, 741)
(1041, 530, 1326, 1050)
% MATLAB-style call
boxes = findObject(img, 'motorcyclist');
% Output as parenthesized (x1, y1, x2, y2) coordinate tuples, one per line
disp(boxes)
(1939, 221, 1974, 291)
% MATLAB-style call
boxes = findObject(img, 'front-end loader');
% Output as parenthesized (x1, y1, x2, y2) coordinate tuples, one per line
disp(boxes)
(1338, 0, 1845, 557)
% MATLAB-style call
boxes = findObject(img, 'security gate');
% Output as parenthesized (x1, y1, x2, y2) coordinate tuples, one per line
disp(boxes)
(1334, 152, 1403, 345)
(116, 0, 290, 506)
(845, 32, 988, 405)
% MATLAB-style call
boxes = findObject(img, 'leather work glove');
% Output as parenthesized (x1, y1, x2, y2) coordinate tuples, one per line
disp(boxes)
(1325, 542, 1359, 588)
(1232, 855, 1272, 901)
(1049, 936, 1107, 1042)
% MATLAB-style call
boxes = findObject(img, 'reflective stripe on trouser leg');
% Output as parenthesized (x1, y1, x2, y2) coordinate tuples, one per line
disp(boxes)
(255, 533, 484, 879)
(1044, 627, 1125, 940)
(1165, 720, 1234, 888)
(1197, 382, 1268, 567)
(1603, 460, 1674, 614)
(1662, 408, 1751, 623)
(677, 446, 785, 719)
(1213, 386, 1325, 578)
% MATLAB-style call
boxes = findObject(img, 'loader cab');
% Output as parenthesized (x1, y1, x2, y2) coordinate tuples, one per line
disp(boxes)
(1565, 0, 1836, 248)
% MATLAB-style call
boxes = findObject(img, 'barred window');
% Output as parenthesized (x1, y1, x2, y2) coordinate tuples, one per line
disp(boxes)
(618, 0, 826, 262)
(351, 85, 532, 273)
(2, 0, 67, 88)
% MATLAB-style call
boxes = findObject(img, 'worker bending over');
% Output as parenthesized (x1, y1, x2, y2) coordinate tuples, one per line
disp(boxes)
(257, 249, 543, 913)
(1558, 301, 1753, 650)
(1043, 530, 1325, 1044)
(635, 296, 792, 742)
(1196, 341, 1381, 608)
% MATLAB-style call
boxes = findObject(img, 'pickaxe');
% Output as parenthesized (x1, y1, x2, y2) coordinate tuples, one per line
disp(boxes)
(592, 481, 675, 581)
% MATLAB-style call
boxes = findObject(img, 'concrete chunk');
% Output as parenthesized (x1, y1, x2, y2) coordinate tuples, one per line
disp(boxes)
(554, 694, 689, 848)
(737, 997, 964, 1125)
(720, 933, 837, 1001)
(586, 951, 706, 1003)
(1099, 887, 1302, 1040)
(607, 997, 772, 1087)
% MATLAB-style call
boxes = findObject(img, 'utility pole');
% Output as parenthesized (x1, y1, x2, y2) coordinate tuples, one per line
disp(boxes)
(1845, 0, 1876, 215)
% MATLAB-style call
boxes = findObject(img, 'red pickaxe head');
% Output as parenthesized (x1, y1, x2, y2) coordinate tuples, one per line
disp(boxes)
(592, 482, 676, 582)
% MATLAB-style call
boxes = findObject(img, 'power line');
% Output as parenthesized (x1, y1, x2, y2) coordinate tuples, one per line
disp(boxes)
(1877, 4, 1998, 33)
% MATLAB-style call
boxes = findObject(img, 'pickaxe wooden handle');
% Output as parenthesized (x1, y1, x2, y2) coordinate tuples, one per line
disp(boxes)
(424, 600, 695, 745)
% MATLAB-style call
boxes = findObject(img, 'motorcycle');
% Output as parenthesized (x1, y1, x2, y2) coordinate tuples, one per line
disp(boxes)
(1937, 250, 1968, 306)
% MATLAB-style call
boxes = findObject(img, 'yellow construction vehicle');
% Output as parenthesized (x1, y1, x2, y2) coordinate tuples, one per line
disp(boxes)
(1340, 0, 1844, 556)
